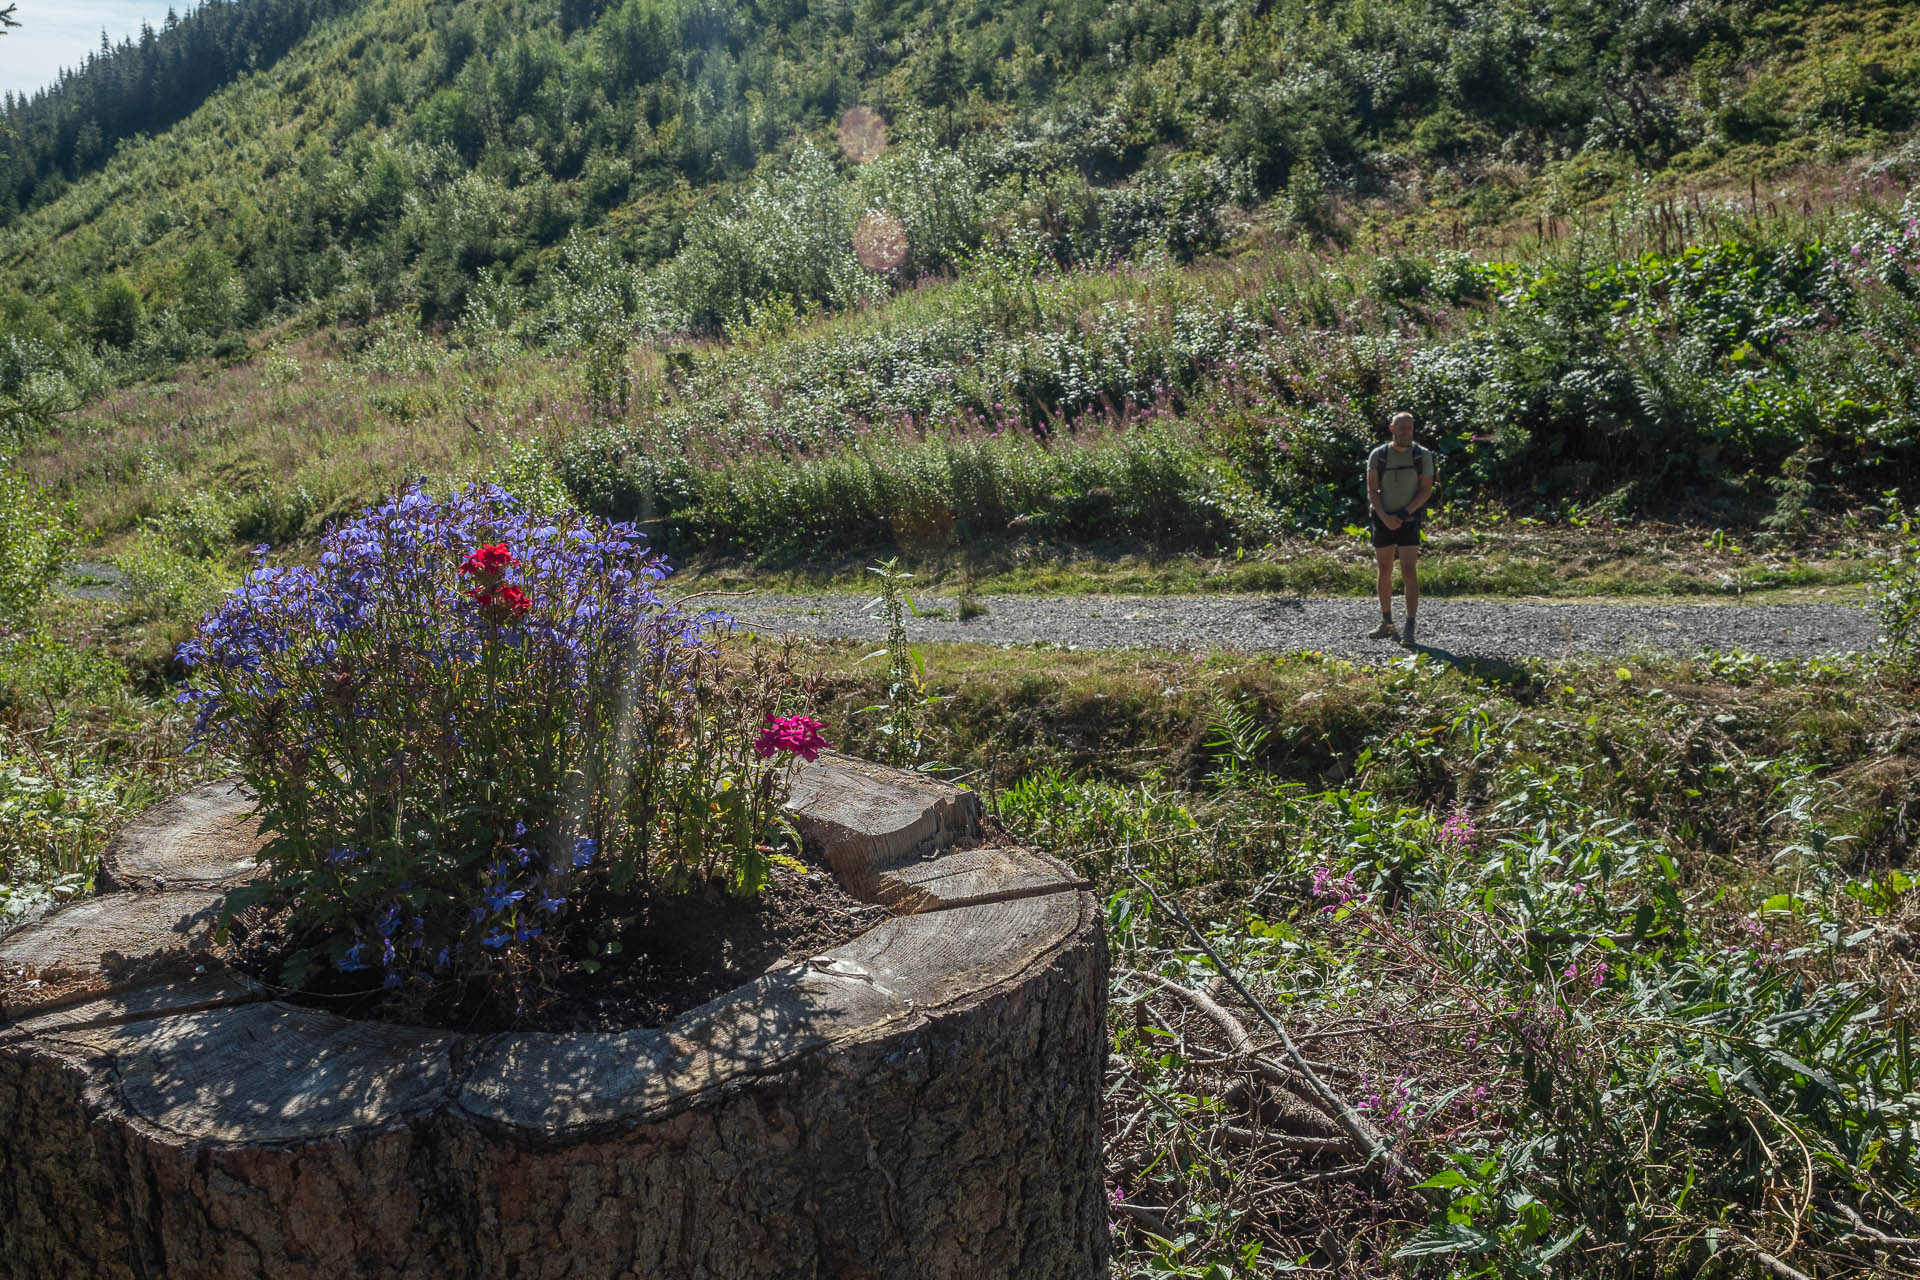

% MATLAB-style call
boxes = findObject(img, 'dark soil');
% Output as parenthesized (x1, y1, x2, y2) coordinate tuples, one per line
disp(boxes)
(221, 850, 890, 1034)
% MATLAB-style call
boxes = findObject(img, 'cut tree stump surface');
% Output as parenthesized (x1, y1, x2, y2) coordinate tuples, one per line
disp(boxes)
(0, 890, 228, 1019)
(98, 778, 265, 892)
(784, 748, 1084, 911)
(0, 754, 1107, 1280)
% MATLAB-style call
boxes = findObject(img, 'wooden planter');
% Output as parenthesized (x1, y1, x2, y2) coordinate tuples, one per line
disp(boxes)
(0, 754, 1107, 1280)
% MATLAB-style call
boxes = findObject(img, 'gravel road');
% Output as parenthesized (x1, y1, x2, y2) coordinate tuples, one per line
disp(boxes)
(720, 593, 1879, 663)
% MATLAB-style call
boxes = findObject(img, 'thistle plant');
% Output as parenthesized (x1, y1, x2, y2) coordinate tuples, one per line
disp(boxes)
(179, 483, 818, 1004)
(861, 558, 942, 770)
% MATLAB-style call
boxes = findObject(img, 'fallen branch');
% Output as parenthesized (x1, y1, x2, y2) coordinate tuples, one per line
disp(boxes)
(1212, 1123, 1354, 1154)
(1280, 1162, 1370, 1187)
(1178, 1038, 1337, 1108)
(1124, 868, 1411, 1184)
(1118, 967, 1258, 1055)
(1749, 1251, 1813, 1280)
(1828, 1199, 1920, 1248)
(1112, 1202, 1169, 1232)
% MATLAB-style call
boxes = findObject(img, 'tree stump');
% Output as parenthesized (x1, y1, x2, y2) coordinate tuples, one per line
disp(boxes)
(0, 754, 1108, 1279)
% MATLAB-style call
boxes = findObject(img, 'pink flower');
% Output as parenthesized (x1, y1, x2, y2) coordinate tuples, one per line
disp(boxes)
(1310, 864, 1365, 912)
(754, 714, 829, 762)
(1438, 809, 1478, 849)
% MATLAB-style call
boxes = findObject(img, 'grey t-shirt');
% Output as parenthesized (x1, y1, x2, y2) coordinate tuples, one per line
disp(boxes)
(1368, 442, 1435, 517)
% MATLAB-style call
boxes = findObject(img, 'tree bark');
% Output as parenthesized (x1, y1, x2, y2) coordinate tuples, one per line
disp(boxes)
(0, 755, 1108, 1279)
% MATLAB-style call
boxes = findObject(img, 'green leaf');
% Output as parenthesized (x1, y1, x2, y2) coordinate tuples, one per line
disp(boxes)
(214, 882, 270, 944)
(279, 947, 315, 989)
(1392, 1223, 1499, 1257)
(1538, 1229, 1585, 1262)
(1763, 1049, 1844, 1097)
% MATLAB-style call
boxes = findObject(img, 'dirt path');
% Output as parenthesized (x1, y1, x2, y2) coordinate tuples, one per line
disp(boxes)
(66, 558, 1878, 663)
(719, 593, 1879, 664)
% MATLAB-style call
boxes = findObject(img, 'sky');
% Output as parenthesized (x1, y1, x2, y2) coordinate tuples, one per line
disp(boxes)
(1, 2, 184, 101)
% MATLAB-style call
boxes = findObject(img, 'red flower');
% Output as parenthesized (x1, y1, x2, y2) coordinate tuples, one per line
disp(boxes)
(468, 583, 532, 618)
(753, 714, 828, 762)
(459, 543, 516, 577)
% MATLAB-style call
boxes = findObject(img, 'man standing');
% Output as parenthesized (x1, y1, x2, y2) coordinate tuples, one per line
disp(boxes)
(1365, 411, 1435, 647)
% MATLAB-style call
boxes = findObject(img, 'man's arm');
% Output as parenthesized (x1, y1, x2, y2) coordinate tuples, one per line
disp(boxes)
(1407, 471, 1434, 515)
(1367, 465, 1399, 528)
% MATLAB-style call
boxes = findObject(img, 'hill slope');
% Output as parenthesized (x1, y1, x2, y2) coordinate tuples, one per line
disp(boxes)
(5, 0, 1920, 357)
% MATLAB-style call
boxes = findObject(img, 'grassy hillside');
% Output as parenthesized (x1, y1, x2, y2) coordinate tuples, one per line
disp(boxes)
(15, 190, 1920, 606)
(3, 2, 1920, 579)
(7, 0, 1920, 354)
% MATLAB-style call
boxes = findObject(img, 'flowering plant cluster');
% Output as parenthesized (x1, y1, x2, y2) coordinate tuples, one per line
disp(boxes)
(1436, 807, 1478, 850)
(754, 714, 828, 762)
(1309, 863, 1366, 914)
(458, 542, 533, 619)
(180, 484, 821, 1005)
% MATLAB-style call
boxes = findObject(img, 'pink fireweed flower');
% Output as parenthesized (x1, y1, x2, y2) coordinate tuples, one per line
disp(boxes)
(754, 714, 829, 762)
(1310, 864, 1365, 912)
(1438, 808, 1478, 850)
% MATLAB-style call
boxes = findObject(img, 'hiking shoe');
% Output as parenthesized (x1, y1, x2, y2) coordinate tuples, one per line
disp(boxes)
(1367, 617, 1399, 640)
(1399, 618, 1418, 648)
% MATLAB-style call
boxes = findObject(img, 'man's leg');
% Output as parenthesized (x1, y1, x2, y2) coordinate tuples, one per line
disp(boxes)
(1398, 544, 1419, 646)
(1368, 546, 1398, 638)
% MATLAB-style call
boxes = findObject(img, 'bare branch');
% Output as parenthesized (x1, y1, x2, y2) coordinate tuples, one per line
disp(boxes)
(1118, 966, 1258, 1055)
(1212, 1123, 1354, 1154)
(1124, 868, 1411, 1183)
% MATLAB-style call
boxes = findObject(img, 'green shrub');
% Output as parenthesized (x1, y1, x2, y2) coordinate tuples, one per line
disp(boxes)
(152, 491, 237, 559)
(0, 631, 128, 712)
(230, 482, 320, 547)
(116, 542, 236, 621)
(88, 276, 143, 350)
(0, 466, 73, 622)
(1875, 493, 1920, 659)
(664, 430, 1268, 558)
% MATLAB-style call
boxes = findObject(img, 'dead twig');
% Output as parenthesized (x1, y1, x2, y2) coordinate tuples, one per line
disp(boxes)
(1112, 1202, 1170, 1232)
(1124, 867, 1411, 1184)
(1827, 1199, 1920, 1247)
(1108, 1100, 1153, 1158)
(1278, 1162, 1370, 1187)
(1118, 967, 1258, 1055)
(1212, 1124, 1354, 1154)
(1749, 1252, 1813, 1280)
(1735, 1237, 1814, 1280)
(1175, 1038, 1351, 1114)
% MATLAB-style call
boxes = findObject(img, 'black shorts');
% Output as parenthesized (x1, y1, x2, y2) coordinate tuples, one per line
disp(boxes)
(1370, 514, 1422, 549)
